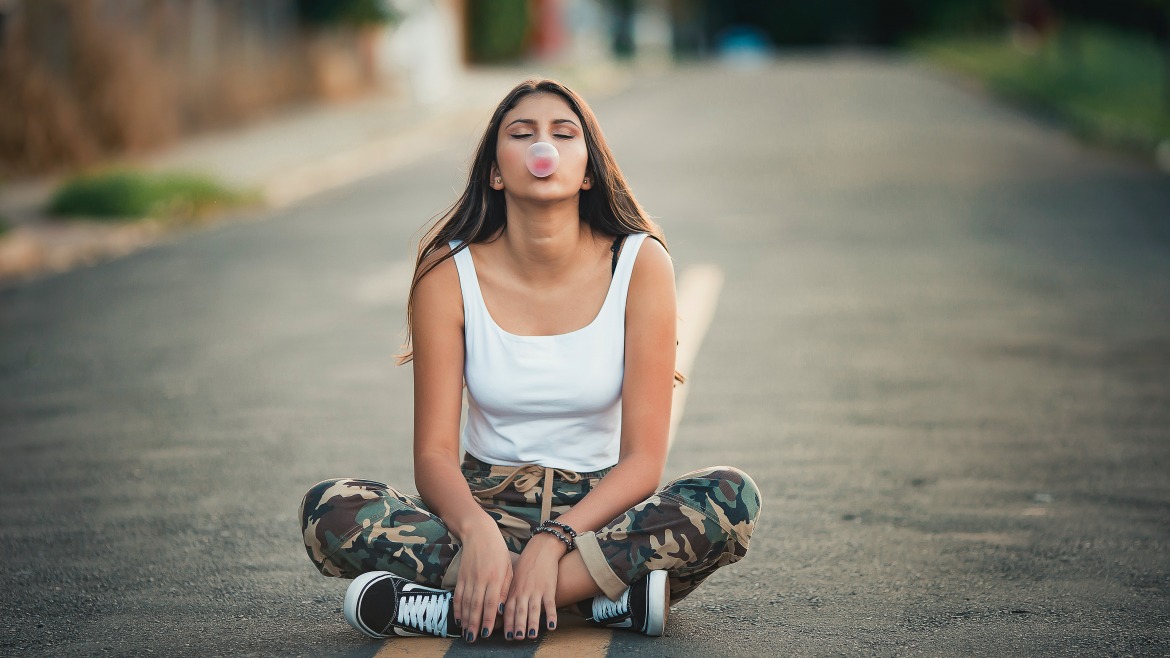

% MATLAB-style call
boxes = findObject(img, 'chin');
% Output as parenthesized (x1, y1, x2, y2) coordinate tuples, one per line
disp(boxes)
(516, 186, 575, 204)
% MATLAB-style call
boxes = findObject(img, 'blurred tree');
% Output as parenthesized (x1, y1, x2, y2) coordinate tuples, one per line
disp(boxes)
(1139, 0, 1170, 109)
(1048, 0, 1169, 111)
(605, 0, 637, 57)
(295, 0, 399, 27)
(466, 0, 530, 63)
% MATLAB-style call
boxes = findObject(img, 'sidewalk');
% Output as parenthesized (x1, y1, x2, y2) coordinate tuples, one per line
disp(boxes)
(0, 63, 635, 287)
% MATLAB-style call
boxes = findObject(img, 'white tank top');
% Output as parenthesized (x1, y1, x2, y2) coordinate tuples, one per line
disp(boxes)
(449, 232, 650, 472)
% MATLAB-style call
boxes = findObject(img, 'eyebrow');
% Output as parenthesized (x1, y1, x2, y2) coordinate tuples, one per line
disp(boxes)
(504, 118, 580, 129)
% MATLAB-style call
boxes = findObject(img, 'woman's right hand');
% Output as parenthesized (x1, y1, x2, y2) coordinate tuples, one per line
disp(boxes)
(453, 515, 513, 643)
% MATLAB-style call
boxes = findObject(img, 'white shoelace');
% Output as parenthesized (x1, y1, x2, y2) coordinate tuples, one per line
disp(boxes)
(396, 591, 451, 636)
(592, 586, 631, 621)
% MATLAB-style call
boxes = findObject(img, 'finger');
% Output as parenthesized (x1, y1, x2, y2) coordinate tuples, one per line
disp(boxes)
(512, 595, 529, 641)
(505, 591, 519, 640)
(459, 584, 472, 640)
(495, 582, 510, 640)
(465, 586, 486, 643)
(544, 594, 558, 632)
(453, 583, 464, 629)
(481, 583, 502, 639)
(501, 572, 512, 609)
(527, 597, 542, 639)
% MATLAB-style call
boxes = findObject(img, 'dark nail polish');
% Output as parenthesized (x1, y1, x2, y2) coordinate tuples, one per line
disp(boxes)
(506, 631, 513, 640)
(529, 628, 536, 637)
(466, 631, 474, 642)
(499, 603, 505, 613)
(481, 627, 489, 638)
(548, 620, 556, 629)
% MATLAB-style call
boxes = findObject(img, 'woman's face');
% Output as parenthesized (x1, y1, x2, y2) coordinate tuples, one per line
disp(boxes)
(491, 93, 592, 201)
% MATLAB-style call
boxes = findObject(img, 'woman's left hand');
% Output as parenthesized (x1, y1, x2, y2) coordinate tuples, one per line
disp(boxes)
(504, 533, 566, 640)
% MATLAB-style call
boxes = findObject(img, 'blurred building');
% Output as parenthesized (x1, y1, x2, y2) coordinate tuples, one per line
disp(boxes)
(0, 0, 749, 177)
(0, 0, 640, 175)
(0, 0, 400, 175)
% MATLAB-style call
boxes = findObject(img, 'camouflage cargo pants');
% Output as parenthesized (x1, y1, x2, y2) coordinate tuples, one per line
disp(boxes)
(299, 453, 762, 603)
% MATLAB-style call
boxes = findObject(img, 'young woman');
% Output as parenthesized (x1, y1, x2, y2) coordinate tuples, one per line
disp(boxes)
(299, 78, 761, 643)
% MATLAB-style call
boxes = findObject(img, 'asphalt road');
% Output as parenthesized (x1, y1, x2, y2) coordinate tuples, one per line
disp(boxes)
(2, 55, 1169, 656)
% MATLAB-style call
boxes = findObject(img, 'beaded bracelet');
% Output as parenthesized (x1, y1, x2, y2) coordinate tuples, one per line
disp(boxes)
(532, 525, 576, 552)
(540, 519, 578, 539)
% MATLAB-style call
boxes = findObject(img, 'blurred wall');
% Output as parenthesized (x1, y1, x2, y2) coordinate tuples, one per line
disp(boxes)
(379, 0, 462, 105)
(0, 0, 389, 176)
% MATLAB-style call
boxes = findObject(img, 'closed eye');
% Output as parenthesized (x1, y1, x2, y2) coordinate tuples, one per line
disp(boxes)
(509, 134, 575, 139)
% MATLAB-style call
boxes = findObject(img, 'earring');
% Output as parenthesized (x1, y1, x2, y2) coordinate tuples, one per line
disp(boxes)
(495, 178, 501, 184)
(583, 178, 588, 184)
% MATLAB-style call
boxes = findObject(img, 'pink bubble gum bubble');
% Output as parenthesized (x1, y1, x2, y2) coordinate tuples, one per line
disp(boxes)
(525, 141, 560, 178)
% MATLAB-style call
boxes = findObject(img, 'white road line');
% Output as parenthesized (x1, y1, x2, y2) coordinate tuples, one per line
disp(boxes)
(670, 264, 725, 448)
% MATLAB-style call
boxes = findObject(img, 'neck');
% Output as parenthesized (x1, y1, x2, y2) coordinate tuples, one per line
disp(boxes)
(498, 197, 593, 282)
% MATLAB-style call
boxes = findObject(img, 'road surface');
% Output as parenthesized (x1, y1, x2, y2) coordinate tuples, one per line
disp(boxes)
(2, 54, 1169, 656)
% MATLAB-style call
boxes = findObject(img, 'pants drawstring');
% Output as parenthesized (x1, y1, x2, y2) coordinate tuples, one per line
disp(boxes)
(469, 464, 583, 524)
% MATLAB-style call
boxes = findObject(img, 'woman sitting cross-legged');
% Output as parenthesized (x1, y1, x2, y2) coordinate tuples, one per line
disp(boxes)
(298, 78, 762, 643)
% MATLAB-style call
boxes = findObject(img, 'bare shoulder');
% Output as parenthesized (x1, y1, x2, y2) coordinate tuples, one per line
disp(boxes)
(413, 243, 463, 327)
(629, 235, 676, 295)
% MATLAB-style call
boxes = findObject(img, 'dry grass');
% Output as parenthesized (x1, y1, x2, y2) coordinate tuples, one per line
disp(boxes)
(0, 0, 382, 176)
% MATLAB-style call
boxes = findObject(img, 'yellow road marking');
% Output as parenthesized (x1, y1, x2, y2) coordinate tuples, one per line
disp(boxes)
(369, 619, 611, 657)
(534, 615, 612, 657)
(373, 637, 454, 657)
(670, 264, 725, 448)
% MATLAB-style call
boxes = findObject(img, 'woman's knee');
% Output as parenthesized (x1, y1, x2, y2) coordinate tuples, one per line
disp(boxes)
(298, 478, 390, 577)
(665, 466, 762, 537)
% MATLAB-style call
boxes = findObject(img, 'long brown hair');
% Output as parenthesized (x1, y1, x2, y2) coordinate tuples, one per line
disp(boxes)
(396, 78, 685, 384)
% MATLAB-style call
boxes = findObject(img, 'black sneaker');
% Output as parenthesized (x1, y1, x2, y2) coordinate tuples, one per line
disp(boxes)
(584, 570, 669, 636)
(343, 571, 460, 638)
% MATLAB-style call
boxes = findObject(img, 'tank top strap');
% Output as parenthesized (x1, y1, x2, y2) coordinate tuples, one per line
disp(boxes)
(610, 232, 650, 313)
(448, 239, 487, 327)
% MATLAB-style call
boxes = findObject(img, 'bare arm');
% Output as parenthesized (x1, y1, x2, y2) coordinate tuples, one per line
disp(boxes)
(410, 247, 496, 538)
(410, 246, 512, 641)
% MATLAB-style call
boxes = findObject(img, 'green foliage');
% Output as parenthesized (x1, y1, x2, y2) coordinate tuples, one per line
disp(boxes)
(1052, 1, 1169, 41)
(296, 0, 399, 27)
(48, 170, 257, 220)
(905, 0, 1006, 38)
(912, 23, 1170, 149)
(467, 0, 530, 63)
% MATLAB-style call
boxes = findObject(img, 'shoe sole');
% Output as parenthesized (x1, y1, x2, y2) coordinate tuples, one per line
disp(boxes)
(344, 571, 393, 639)
(644, 570, 669, 637)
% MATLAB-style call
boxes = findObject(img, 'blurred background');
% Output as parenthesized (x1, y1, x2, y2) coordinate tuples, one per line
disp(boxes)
(1, 0, 1168, 177)
(3, 3, 1169, 655)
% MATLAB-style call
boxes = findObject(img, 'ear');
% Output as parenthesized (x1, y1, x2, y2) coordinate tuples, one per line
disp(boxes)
(582, 170, 594, 191)
(489, 162, 503, 190)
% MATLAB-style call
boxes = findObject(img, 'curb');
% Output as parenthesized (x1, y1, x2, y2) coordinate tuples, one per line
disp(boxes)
(0, 218, 172, 285)
(0, 62, 639, 290)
